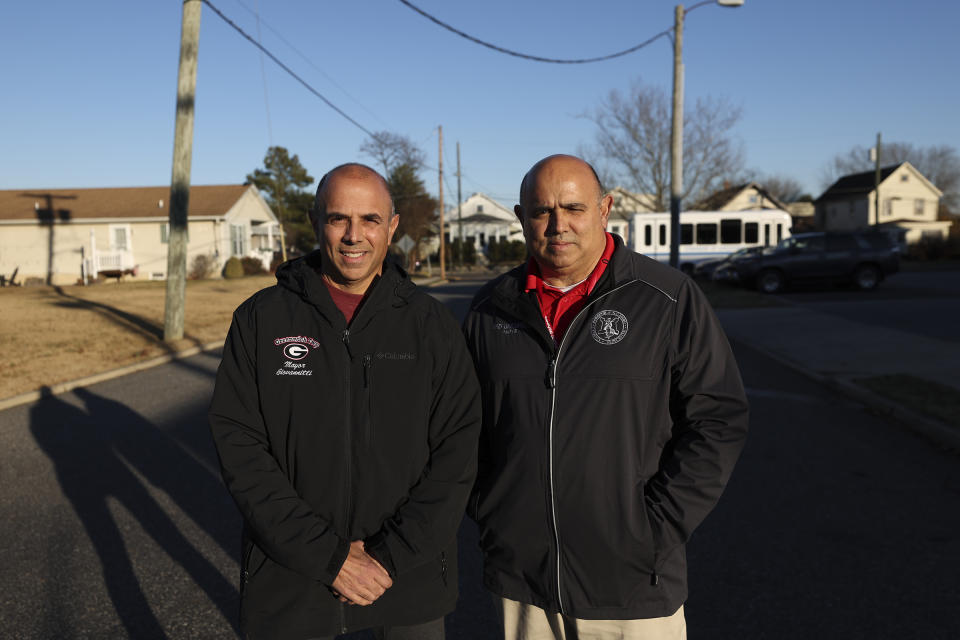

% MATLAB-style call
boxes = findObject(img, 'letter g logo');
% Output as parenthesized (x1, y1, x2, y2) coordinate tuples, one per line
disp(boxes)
(283, 344, 310, 360)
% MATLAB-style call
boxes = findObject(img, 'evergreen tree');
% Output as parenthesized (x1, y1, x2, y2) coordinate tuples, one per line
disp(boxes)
(246, 146, 316, 254)
(387, 163, 438, 267)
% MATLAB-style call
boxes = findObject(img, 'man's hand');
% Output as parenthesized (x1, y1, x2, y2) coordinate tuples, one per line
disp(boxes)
(330, 540, 392, 606)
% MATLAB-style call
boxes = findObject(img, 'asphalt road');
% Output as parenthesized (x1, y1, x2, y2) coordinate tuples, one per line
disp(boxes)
(1, 276, 958, 639)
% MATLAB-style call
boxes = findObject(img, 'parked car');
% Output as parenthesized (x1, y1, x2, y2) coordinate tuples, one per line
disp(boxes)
(694, 246, 763, 280)
(721, 231, 899, 293)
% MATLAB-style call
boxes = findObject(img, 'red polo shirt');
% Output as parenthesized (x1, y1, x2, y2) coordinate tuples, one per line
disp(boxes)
(525, 233, 615, 344)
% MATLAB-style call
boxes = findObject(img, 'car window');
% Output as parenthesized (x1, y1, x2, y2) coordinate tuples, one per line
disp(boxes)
(826, 235, 856, 251)
(792, 236, 825, 252)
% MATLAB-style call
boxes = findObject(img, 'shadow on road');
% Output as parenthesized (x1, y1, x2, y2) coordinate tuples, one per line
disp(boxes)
(30, 386, 240, 638)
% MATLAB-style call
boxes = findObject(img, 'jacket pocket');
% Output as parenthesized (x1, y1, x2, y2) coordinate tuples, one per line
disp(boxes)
(241, 541, 268, 594)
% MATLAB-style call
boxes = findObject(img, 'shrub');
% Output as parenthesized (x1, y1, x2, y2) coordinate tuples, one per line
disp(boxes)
(240, 256, 267, 275)
(188, 254, 217, 280)
(222, 256, 245, 279)
(906, 235, 960, 261)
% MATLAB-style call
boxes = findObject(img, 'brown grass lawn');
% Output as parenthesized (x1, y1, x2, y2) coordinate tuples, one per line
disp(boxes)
(0, 276, 275, 400)
(0, 273, 775, 401)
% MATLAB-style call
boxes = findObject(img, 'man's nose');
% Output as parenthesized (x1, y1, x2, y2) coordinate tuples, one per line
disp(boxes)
(343, 220, 361, 243)
(547, 212, 568, 235)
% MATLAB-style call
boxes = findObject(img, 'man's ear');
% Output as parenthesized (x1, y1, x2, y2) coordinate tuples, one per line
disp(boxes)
(599, 194, 613, 228)
(514, 204, 523, 223)
(388, 213, 400, 241)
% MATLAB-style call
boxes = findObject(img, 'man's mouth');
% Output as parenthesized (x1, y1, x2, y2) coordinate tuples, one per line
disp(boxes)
(340, 250, 366, 259)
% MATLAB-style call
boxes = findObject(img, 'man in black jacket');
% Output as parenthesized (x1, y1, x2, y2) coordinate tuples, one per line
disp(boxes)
(463, 155, 749, 638)
(210, 163, 481, 639)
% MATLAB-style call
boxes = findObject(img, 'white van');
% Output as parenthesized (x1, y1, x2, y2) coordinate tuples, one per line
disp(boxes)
(628, 209, 792, 273)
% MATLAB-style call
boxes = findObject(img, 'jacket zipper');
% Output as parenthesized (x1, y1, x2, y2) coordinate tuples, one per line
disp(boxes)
(341, 328, 353, 635)
(362, 354, 373, 445)
(544, 282, 636, 616)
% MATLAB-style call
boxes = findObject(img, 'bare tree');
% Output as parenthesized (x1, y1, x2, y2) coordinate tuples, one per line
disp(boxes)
(583, 79, 744, 212)
(360, 131, 427, 177)
(761, 174, 808, 203)
(821, 142, 960, 211)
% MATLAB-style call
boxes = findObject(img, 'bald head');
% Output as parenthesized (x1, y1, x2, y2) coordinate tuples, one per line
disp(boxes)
(313, 162, 394, 217)
(519, 155, 604, 208)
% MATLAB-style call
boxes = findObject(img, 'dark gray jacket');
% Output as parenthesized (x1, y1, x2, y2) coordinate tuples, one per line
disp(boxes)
(210, 253, 481, 638)
(463, 237, 749, 619)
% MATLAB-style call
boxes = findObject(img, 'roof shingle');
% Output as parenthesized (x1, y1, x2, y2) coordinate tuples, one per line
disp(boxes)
(0, 185, 250, 221)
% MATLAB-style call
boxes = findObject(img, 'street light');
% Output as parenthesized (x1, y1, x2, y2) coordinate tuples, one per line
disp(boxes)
(669, 0, 744, 270)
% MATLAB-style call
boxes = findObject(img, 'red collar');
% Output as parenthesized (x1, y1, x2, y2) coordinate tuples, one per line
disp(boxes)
(524, 233, 615, 295)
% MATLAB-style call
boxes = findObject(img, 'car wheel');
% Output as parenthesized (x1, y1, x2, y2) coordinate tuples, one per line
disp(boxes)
(757, 269, 784, 294)
(854, 264, 880, 290)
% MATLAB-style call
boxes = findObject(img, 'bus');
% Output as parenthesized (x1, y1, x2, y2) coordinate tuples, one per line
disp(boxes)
(628, 209, 793, 273)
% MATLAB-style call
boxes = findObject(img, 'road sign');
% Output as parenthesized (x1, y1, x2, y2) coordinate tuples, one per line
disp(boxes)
(396, 234, 415, 254)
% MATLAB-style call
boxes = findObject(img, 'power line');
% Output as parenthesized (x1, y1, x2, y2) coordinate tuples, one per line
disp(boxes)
(395, 0, 673, 64)
(202, 0, 379, 139)
(230, 0, 390, 128)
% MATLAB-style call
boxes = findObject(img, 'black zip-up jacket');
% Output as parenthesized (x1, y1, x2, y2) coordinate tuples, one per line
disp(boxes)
(463, 237, 749, 620)
(209, 253, 481, 639)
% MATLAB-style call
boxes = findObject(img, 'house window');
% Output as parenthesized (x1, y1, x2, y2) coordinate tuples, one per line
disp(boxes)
(644, 224, 652, 246)
(884, 200, 893, 218)
(480, 232, 486, 246)
(720, 219, 742, 244)
(749, 194, 759, 204)
(476, 205, 484, 213)
(777, 224, 784, 243)
(680, 224, 693, 245)
(230, 224, 247, 256)
(901, 174, 909, 182)
(659, 224, 666, 246)
(744, 222, 758, 244)
(160, 223, 188, 243)
(109, 224, 130, 250)
(914, 199, 925, 216)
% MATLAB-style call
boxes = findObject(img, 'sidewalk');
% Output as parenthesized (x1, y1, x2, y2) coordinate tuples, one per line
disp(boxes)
(717, 304, 960, 451)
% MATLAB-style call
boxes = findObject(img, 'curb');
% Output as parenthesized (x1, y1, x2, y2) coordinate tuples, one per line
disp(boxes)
(731, 338, 960, 453)
(0, 340, 225, 412)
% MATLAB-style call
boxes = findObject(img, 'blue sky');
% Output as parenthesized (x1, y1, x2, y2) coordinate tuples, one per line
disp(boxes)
(3, 0, 958, 209)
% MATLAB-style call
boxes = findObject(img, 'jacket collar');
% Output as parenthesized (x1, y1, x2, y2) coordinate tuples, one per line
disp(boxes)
(488, 234, 634, 351)
(277, 251, 415, 331)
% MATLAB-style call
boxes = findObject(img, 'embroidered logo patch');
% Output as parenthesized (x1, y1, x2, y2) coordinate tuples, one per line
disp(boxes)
(590, 310, 628, 345)
(494, 320, 523, 335)
(273, 336, 319, 376)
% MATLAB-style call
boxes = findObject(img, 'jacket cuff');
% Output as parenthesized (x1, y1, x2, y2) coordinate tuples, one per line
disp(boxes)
(363, 531, 397, 577)
(325, 537, 351, 585)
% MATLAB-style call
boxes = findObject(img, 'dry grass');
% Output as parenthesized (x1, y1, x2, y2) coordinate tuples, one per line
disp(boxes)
(0, 276, 275, 400)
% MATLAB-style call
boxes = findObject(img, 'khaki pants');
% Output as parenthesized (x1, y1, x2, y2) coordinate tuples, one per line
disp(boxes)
(496, 597, 686, 640)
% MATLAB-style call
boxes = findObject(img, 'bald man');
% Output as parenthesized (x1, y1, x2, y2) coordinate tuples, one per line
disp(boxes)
(463, 155, 749, 639)
(210, 163, 481, 639)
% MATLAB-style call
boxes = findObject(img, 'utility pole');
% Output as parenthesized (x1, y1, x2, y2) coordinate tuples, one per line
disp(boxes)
(164, 0, 201, 342)
(438, 126, 445, 280)
(669, 4, 685, 270)
(456, 142, 463, 266)
(873, 131, 882, 227)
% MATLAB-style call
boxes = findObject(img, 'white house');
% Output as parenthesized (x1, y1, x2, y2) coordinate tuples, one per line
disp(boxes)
(815, 162, 949, 244)
(0, 184, 279, 285)
(443, 193, 522, 259)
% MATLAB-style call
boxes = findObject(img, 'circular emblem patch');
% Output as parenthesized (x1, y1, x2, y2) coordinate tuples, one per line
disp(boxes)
(590, 310, 628, 345)
(283, 343, 310, 360)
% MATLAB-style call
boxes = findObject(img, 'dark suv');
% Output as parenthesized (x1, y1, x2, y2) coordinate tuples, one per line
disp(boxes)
(723, 231, 900, 293)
